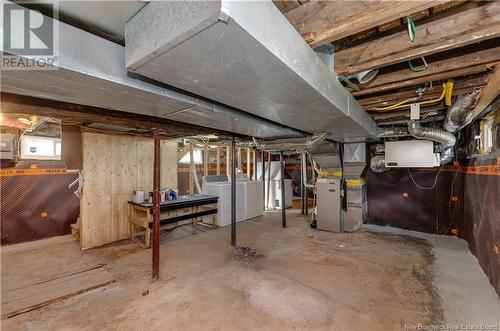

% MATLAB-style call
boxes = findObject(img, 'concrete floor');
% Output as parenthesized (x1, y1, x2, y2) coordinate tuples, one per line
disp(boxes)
(2, 210, 499, 331)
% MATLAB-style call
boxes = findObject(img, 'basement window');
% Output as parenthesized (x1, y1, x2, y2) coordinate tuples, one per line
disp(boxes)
(20, 135, 61, 160)
(478, 114, 494, 154)
(179, 150, 202, 164)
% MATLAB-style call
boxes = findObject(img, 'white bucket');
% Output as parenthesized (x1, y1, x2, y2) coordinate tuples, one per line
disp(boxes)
(132, 190, 145, 204)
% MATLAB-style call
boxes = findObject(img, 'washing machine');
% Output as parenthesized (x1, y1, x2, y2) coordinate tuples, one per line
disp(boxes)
(202, 181, 244, 227)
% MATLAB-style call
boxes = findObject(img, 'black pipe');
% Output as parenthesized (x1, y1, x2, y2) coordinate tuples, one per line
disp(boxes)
(231, 137, 236, 247)
(300, 152, 305, 215)
(280, 151, 286, 228)
(261, 150, 266, 210)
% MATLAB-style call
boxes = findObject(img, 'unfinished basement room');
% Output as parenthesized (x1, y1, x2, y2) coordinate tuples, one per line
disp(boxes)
(1, 0, 499, 330)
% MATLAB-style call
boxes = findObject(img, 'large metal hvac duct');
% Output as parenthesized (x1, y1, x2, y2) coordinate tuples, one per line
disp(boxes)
(125, 0, 377, 142)
(0, 2, 302, 139)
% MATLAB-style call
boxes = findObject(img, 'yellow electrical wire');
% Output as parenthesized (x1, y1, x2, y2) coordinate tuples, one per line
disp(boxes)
(368, 80, 454, 112)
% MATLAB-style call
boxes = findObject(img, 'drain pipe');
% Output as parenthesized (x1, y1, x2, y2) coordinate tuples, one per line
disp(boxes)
(408, 121, 456, 165)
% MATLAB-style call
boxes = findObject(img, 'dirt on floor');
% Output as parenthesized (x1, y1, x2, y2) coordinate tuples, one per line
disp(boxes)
(1, 210, 452, 330)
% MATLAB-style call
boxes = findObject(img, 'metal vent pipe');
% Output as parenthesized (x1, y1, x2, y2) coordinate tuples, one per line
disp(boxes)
(370, 155, 389, 173)
(443, 89, 481, 133)
(376, 126, 409, 138)
(408, 121, 456, 165)
(252, 133, 329, 152)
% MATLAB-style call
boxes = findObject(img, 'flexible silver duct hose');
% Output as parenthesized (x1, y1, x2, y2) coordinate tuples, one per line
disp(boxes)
(370, 155, 389, 173)
(372, 144, 385, 156)
(370, 121, 456, 172)
(443, 89, 481, 133)
(377, 126, 408, 138)
(253, 133, 329, 152)
(407, 121, 456, 165)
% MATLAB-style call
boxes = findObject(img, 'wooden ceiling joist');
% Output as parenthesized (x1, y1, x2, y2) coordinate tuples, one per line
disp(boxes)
(0, 93, 231, 139)
(352, 62, 497, 97)
(334, 1, 500, 76)
(471, 67, 500, 119)
(358, 76, 488, 108)
(285, 0, 448, 49)
(272, 0, 300, 14)
(354, 42, 500, 94)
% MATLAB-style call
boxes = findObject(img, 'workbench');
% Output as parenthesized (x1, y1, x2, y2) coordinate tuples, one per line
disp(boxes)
(128, 194, 218, 248)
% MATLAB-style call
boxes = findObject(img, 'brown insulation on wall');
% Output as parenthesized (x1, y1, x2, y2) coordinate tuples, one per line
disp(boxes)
(0, 161, 80, 245)
(365, 167, 460, 234)
(365, 159, 500, 296)
(460, 160, 499, 297)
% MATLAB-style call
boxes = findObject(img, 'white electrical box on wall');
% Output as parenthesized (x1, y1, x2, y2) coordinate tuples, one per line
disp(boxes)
(385, 140, 439, 168)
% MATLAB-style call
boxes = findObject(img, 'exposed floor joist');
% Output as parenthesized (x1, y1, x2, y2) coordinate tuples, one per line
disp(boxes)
(284, 0, 448, 49)
(334, 1, 500, 75)
(358, 76, 488, 110)
(471, 67, 500, 118)
(0, 93, 236, 139)
(352, 62, 497, 97)
(352, 41, 500, 94)
(272, 0, 300, 14)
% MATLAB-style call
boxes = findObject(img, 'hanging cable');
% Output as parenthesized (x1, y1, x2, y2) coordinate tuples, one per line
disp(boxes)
(408, 56, 428, 72)
(407, 15, 416, 42)
(407, 166, 443, 190)
(406, 15, 428, 73)
(368, 82, 447, 111)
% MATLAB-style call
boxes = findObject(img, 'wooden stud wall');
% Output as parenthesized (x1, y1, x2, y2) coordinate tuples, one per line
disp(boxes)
(81, 131, 178, 249)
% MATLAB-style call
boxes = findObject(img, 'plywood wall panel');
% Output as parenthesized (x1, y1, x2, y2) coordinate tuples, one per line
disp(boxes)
(160, 140, 178, 190)
(81, 132, 178, 249)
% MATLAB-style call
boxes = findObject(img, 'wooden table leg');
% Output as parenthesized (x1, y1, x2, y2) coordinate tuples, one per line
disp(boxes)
(145, 227, 151, 248)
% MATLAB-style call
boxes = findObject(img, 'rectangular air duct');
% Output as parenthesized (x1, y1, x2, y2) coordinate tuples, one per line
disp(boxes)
(126, 0, 377, 142)
(1, 2, 301, 140)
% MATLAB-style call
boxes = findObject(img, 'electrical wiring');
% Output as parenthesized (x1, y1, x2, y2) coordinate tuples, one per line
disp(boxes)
(406, 15, 428, 73)
(407, 15, 416, 42)
(408, 56, 428, 72)
(407, 166, 443, 190)
(368, 82, 447, 112)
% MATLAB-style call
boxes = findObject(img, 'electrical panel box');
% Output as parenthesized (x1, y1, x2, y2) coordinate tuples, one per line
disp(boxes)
(385, 140, 439, 168)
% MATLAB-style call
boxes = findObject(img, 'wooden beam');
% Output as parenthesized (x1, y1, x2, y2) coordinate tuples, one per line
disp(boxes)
(363, 86, 478, 110)
(189, 144, 194, 194)
(246, 148, 251, 178)
(334, 2, 500, 75)
(273, 0, 300, 14)
(226, 146, 230, 177)
(204, 145, 209, 176)
(285, 0, 447, 49)
(357, 76, 488, 107)
(472, 67, 500, 118)
(0, 93, 233, 139)
(355, 43, 500, 93)
(352, 62, 497, 97)
(252, 150, 257, 180)
(216, 146, 221, 175)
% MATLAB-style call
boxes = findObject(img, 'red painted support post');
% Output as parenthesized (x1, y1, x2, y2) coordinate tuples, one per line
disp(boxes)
(152, 130, 160, 280)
